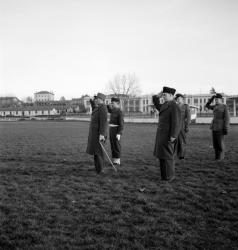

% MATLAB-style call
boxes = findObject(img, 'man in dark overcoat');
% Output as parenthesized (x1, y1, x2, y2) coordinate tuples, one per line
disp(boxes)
(175, 93, 191, 160)
(107, 97, 124, 165)
(153, 86, 181, 181)
(205, 93, 230, 160)
(86, 93, 108, 173)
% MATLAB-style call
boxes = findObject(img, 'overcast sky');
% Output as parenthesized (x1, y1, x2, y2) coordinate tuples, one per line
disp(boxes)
(1, 0, 238, 100)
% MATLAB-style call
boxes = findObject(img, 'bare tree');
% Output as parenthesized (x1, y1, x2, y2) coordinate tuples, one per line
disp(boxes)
(108, 73, 141, 97)
(60, 96, 66, 101)
(22, 96, 33, 103)
(107, 73, 141, 115)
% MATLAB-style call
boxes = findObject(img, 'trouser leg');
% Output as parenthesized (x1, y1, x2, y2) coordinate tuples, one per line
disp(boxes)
(177, 131, 186, 159)
(109, 127, 121, 160)
(94, 154, 105, 173)
(159, 159, 175, 180)
(213, 131, 219, 159)
(217, 132, 225, 160)
(213, 131, 225, 160)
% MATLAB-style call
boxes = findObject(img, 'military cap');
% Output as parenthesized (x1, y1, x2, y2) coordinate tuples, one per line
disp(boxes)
(95, 92, 106, 101)
(162, 86, 176, 95)
(215, 93, 223, 99)
(175, 93, 184, 100)
(111, 97, 120, 103)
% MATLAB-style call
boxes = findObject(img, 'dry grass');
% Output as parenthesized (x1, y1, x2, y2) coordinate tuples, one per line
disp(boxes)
(0, 121, 237, 250)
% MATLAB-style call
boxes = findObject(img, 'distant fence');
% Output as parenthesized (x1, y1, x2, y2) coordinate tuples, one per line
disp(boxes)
(65, 116, 238, 124)
(1, 114, 238, 124)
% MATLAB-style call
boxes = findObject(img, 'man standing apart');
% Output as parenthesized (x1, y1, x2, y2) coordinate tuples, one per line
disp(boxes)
(153, 86, 181, 181)
(107, 97, 124, 166)
(86, 93, 108, 173)
(205, 93, 230, 161)
(175, 93, 191, 160)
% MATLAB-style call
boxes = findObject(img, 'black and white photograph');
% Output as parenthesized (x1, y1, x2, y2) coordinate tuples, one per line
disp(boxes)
(0, 0, 238, 249)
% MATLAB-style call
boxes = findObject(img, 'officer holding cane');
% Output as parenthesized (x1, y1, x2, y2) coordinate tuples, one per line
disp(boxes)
(86, 93, 108, 173)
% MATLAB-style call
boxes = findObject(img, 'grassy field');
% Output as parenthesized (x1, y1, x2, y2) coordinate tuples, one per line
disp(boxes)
(0, 121, 237, 250)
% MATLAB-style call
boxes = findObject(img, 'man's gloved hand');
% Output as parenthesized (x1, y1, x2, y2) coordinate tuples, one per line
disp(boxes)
(170, 137, 176, 143)
(185, 127, 189, 133)
(99, 134, 105, 142)
(116, 134, 121, 141)
(152, 95, 158, 104)
(223, 129, 228, 135)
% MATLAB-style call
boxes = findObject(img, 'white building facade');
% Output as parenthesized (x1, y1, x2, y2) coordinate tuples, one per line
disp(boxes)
(34, 91, 54, 102)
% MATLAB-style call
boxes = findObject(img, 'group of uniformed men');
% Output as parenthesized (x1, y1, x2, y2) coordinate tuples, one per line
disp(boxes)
(86, 86, 230, 182)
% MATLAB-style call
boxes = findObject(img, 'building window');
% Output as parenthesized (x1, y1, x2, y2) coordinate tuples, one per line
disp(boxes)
(194, 98, 198, 104)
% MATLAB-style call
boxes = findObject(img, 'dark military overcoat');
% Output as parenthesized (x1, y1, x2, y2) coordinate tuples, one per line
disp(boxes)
(176, 103, 191, 158)
(179, 103, 190, 133)
(154, 100, 181, 159)
(209, 104, 230, 132)
(86, 103, 108, 155)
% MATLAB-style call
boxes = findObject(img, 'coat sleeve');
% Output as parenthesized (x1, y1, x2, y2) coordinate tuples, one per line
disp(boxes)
(224, 105, 230, 131)
(185, 104, 191, 132)
(170, 103, 182, 138)
(205, 96, 215, 110)
(90, 99, 96, 111)
(107, 104, 112, 113)
(99, 105, 108, 136)
(152, 95, 162, 111)
(117, 110, 124, 135)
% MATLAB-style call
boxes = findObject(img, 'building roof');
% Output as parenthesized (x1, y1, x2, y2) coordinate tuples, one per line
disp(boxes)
(0, 105, 69, 111)
(0, 96, 20, 101)
(35, 91, 54, 95)
(184, 93, 228, 97)
(227, 95, 238, 100)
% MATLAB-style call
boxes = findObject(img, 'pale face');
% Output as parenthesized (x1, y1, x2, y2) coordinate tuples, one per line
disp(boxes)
(177, 96, 184, 104)
(162, 92, 173, 102)
(111, 101, 120, 108)
(95, 98, 104, 105)
(215, 98, 222, 104)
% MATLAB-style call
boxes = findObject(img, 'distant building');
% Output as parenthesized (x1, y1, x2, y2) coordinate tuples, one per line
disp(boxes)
(0, 106, 65, 117)
(71, 95, 91, 113)
(0, 97, 22, 107)
(105, 94, 153, 114)
(226, 95, 238, 117)
(184, 93, 227, 112)
(1, 91, 237, 118)
(34, 91, 54, 102)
